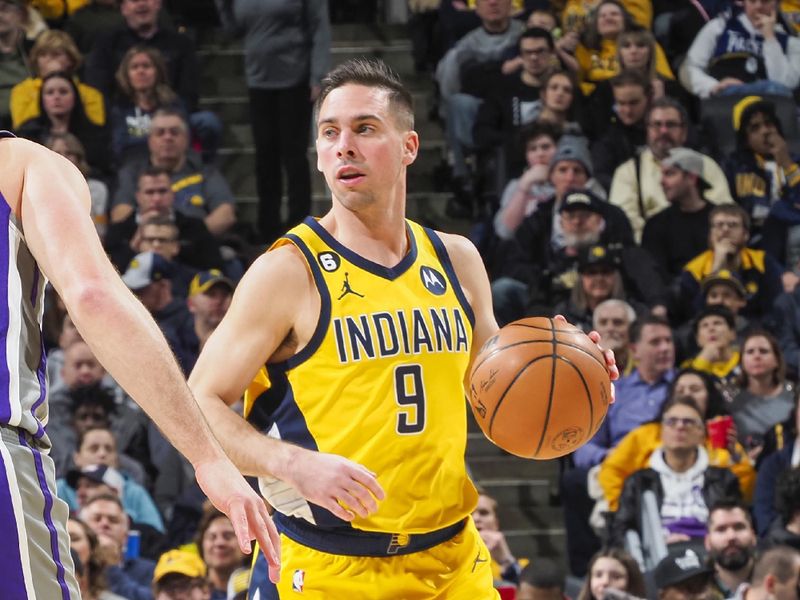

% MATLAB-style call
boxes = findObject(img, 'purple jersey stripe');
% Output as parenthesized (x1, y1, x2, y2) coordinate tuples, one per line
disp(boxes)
(18, 432, 71, 600)
(0, 196, 11, 424)
(0, 439, 31, 598)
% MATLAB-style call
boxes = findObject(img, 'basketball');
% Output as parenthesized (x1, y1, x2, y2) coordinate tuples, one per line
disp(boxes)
(468, 317, 612, 460)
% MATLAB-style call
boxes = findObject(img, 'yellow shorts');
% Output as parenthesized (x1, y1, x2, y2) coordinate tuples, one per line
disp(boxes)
(249, 518, 499, 599)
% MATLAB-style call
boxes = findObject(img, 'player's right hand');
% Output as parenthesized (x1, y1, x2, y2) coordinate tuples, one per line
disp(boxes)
(283, 448, 386, 521)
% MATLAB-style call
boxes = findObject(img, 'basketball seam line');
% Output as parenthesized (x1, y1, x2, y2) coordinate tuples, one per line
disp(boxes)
(472, 339, 606, 374)
(533, 318, 558, 457)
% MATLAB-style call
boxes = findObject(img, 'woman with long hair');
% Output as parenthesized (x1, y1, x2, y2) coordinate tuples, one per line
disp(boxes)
(534, 69, 583, 131)
(576, 548, 647, 600)
(196, 504, 247, 600)
(67, 517, 125, 600)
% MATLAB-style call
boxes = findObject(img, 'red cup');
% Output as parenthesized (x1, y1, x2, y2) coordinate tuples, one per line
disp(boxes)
(707, 415, 733, 449)
(497, 586, 517, 600)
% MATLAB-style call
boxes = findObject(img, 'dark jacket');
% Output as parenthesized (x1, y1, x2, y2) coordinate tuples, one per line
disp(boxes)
(753, 441, 796, 536)
(772, 287, 800, 380)
(611, 464, 741, 546)
(473, 72, 540, 152)
(590, 119, 647, 191)
(761, 519, 800, 552)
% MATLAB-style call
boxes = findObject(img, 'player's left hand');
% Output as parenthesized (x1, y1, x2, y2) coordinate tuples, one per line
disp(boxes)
(195, 457, 282, 583)
(554, 314, 619, 401)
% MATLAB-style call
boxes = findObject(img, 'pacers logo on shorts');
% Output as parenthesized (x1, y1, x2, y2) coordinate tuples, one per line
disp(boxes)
(292, 569, 305, 592)
(420, 265, 446, 296)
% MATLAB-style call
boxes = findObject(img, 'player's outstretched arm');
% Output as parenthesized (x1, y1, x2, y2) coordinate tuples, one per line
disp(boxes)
(188, 246, 385, 521)
(12, 140, 281, 576)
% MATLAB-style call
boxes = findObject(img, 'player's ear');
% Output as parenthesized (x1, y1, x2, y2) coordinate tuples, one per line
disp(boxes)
(402, 130, 419, 166)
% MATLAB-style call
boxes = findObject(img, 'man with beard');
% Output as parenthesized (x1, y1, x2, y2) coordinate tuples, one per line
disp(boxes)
(609, 97, 732, 241)
(593, 299, 637, 377)
(705, 498, 758, 598)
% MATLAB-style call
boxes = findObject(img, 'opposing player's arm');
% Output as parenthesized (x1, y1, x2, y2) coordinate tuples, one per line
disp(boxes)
(437, 232, 499, 385)
(188, 248, 385, 520)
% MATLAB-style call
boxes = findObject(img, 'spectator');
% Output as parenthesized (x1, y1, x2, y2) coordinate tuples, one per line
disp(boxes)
(529, 68, 583, 133)
(563, 315, 675, 576)
(196, 506, 246, 600)
(561, 0, 653, 34)
(730, 330, 795, 456)
(151, 550, 210, 600)
(65, 0, 124, 55)
(471, 27, 555, 165)
(110, 45, 183, 163)
(593, 299, 637, 377)
(609, 97, 733, 241)
(214, 0, 330, 245)
(573, 0, 673, 96)
(104, 165, 224, 272)
(589, 69, 650, 190)
(681, 305, 741, 385)
(185, 270, 234, 367)
(611, 396, 742, 546)
(702, 270, 749, 331)
(679, 204, 784, 322)
(554, 244, 647, 333)
(517, 559, 567, 600)
(435, 0, 524, 214)
(576, 548, 647, 600)
(598, 368, 754, 513)
(493, 120, 561, 240)
(46, 312, 82, 393)
(45, 132, 109, 236)
(121, 251, 195, 373)
(653, 548, 716, 600)
(472, 492, 524, 585)
(763, 469, 800, 552)
(729, 545, 800, 600)
(132, 217, 198, 298)
(680, 0, 800, 98)
(0, 0, 32, 129)
(10, 29, 105, 129)
(705, 498, 758, 598)
(724, 97, 800, 264)
(774, 284, 800, 380)
(68, 516, 127, 600)
(81, 493, 157, 600)
(16, 71, 111, 174)
(86, 0, 200, 111)
(642, 147, 717, 281)
(110, 109, 236, 236)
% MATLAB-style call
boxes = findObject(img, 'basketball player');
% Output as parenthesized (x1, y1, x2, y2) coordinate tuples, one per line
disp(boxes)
(0, 133, 280, 598)
(188, 59, 618, 598)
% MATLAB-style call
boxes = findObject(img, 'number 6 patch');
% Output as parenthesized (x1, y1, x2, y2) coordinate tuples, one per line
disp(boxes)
(317, 251, 341, 272)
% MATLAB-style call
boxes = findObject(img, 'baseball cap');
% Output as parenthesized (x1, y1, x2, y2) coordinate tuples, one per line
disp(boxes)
(189, 269, 234, 298)
(701, 269, 746, 299)
(122, 252, 175, 291)
(153, 550, 207, 584)
(662, 148, 708, 185)
(559, 189, 605, 215)
(66, 464, 124, 496)
(577, 244, 621, 273)
(654, 548, 713, 589)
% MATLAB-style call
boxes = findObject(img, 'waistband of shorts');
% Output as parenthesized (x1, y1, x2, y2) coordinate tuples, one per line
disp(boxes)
(273, 513, 467, 557)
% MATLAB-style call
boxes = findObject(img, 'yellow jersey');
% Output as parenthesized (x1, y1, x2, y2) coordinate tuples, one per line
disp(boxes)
(248, 217, 478, 536)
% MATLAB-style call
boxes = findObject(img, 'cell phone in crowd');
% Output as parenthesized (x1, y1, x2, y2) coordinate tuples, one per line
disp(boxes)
(125, 530, 141, 560)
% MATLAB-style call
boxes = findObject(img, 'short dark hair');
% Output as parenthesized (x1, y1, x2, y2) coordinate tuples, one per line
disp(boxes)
(517, 120, 562, 156)
(776, 469, 800, 525)
(140, 215, 178, 230)
(82, 492, 124, 511)
(710, 204, 751, 233)
(316, 58, 414, 130)
(629, 314, 671, 344)
(752, 546, 800, 586)
(667, 368, 728, 419)
(610, 68, 652, 94)
(647, 96, 688, 127)
(657, 395, 704, 423)
(693, 305, 736, 336)
(70, 383, 117, 418)
(151, 107, 188, 130)
(76, 426, 117, 452)
(138, 165, 172, 186)
(520, 558, 565, 590)
(707, 497, 755, 528)
(519, 27, 554, 51)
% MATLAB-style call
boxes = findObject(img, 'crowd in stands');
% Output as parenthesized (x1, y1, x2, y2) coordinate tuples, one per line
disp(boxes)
(2, 0, 800, 597)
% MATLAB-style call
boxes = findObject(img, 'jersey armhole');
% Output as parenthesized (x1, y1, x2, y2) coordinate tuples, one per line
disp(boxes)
(273, 233, 332, 370)
(422, 228, 476, 328)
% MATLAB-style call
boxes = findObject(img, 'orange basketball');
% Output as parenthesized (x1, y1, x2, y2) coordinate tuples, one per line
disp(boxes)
(468, 317, 612, 460)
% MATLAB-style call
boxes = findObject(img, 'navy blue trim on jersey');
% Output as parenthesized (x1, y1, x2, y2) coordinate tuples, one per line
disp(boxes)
(274, 513, 466, 557)
(0, 131, 16, 138)
(304, 217, 418, 281)
(248, 551, 279, 599)
(423, 228, 476, 328)
(280, 232, 332, 371)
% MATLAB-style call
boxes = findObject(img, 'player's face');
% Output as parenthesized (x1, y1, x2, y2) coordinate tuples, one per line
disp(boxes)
(593, 304, 630, 353)
(613, 84, 647, 127)
(661, 404, 705, 451)
(62, 342, 105, 388)
(67, 519, 92, 567)
(647, 107, 687, 160)
(471, 495, 499, 531)
(742, 335, 778, 380)
(525, 135, 557, 167)
(202, 516, 244, 570)
(188, 284, 232, 328)
(127, 51, 158, 92)
(705, 508, 756, 571)
(519, 37, 552, 77)
(316, 84, 418, 210)
(42, 77, 75, 118)
(590, 556, 629, 600)
(633, 324, 674, 374)
(673, 373, 709, 414)
(82, 500, 128, 547)
(75, 429, 118, 468)
(550, 161, 588, 199)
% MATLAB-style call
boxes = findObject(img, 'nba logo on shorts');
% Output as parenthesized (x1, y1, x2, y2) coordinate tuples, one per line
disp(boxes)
(292, 569, 305, 592)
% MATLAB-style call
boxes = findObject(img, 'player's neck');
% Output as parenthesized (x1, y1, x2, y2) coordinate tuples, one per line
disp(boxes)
(323, 203, 410, 266)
